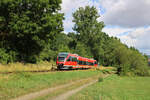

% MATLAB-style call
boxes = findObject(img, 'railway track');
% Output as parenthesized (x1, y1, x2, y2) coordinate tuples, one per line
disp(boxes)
(0, 66, 115, 74)
(0, 67, 91, 74)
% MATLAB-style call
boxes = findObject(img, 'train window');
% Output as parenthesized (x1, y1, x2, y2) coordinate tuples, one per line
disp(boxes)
(58, 53, 68, 58)
(75, 57, 77, 61)
(82, 61, 84, 65)
(89, 62, 91, 65)
(92, 63, 94, 65)
(78, 60, 82, 65)
(86, 62, 87, 65)
(94, 61, 98, 64)
(77, 60, 79, 64)
(83, 61, 84, 65)
(67, 56, 72, 61)
(72, 57, 77, 62)
(58, 57, 65, 62)
(83, 61, 86, 65)
(88, 62, 93, 65)
(86, 61, 88, 65)
(88, 62, 90, 65)
(86, 62, 88, 65)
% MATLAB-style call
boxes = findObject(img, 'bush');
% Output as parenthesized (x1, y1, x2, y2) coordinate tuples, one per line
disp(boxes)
(115, 46, 150, 76)
(0, 48, 9, 64)
(98, 77, 103, 82)
(0, 48, 17, 64)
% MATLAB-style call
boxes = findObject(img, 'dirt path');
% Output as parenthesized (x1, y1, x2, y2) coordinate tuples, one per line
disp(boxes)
(48, 74, 109, 100)
(49, 80, 97, 100)
(11, 74, 109, 100)
(10, 76, 99, 100)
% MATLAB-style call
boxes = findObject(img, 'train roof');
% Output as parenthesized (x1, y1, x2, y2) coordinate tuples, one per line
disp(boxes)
(59, 52, 78, 56)
(58, 52, 97, 62)
(69, 53, 78, 57)
(58, 52, 69, 55)
(88, 59, 95, 62)
(58, 52, 69, 57)
(78, 56, 94, 61)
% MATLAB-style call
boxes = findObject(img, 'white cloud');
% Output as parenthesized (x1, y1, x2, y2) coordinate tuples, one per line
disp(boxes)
(102, 26, 132, 37)
(63, 16, 74, 32)
(100, 0, 150, 27)
(61, 0, 150, 55)
(61, 0, 100, 15)
(100, 0, 150, 54)
(120, 34, 137, 47)
(61, 0, 101, 33)
(133, 27, 150, 49)
(61, 0, 88, 14)
(61, 0, 89, 33)
(103, 26, 150, 55)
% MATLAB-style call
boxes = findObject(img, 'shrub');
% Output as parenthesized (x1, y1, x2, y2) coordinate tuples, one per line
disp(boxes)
(0, 48, 18, 64)
(115, 46, 150, 76)
(0, 48, 9, 64)
(98, 77, 103, 82)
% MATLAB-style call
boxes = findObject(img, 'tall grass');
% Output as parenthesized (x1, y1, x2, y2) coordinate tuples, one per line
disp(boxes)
(0, 61, 55, 73)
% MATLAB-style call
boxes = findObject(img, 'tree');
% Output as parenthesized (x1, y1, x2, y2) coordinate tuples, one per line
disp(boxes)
(73, 6, 104, 44)
(72, 6, 105, 62)
(72, 6, 149, 76)
(0, 0, 64, 63)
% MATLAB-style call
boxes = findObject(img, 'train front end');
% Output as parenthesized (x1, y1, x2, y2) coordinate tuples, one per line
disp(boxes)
(56, 53, 69, 70)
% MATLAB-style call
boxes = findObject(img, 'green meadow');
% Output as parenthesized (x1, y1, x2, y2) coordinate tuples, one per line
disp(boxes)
(69, 75, 150, 100)
(0, 70, 100, 100)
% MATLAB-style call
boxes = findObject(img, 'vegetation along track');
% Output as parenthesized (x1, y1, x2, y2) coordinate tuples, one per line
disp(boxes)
(0, 68, 77, 74)
(0, 63, 96, 74)
(0, 67, 98, 74)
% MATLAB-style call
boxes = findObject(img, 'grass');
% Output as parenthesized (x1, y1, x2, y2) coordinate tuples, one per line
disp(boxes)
(34, 75, 99, 100)
(0, 62, 115, 73)
(68, 75, 150, 100)
(0, 70, 101, 100)
(0, 61, 55, 73)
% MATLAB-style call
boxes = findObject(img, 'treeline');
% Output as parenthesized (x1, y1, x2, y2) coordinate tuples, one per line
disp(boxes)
(0, 0, 149, 76)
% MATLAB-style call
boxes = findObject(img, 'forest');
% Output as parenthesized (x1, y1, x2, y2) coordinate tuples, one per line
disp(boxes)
(0, 0, 149, 76)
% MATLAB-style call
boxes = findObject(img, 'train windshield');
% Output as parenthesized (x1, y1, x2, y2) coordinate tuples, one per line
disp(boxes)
(58, 53, 68, 62)
(58, 57, 65, 62)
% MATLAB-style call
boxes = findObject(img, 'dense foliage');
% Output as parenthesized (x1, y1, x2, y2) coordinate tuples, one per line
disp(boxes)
(70, 6, 149, 76)
(0, 1, 149, 76)
(0, 0, 63, 63)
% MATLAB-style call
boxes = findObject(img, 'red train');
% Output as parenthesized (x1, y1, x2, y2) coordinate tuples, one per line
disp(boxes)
(56, 52, 98, 70)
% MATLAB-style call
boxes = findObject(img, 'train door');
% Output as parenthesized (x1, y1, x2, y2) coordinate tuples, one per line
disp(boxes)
(94, 61, 98, 67)
(72, 56, 77, 68)
(65, 56, 72, 67)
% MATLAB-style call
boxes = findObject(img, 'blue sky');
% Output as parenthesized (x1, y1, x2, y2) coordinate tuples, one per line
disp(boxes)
(61, 0, 150, 55)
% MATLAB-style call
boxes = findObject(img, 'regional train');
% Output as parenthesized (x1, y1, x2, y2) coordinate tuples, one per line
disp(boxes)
(56, 52, 98, 70)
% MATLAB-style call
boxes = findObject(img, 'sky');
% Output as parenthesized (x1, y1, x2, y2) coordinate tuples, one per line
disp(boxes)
(61, 0, 150, 55)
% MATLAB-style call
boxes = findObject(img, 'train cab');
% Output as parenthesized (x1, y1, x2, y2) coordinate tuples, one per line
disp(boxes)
(56, 53, 78, 69)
